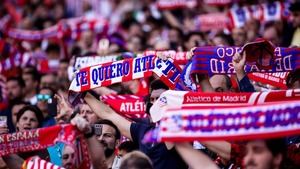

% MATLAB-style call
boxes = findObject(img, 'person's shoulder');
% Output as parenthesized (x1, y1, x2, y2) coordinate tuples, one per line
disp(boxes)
(130, 122, 154, 140)
(131, 122, 153, 128)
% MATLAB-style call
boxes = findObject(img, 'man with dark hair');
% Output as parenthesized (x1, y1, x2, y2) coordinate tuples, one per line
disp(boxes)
(83, 79, 188, 169)
(46, 43, 60, 60)
(40, 73, 57, 90)
(10, 100, 30, 130)
(149, 79, 169, 104)
(57, 59, 70, 90)
(1, 77, 26, 133)
(22, 66, 40, 105)
(184, 31, 205, 51)
(94, 119, 121, 169)
(6, 77, 25, 103)
(243, 139, 286, 169)
(118, 141, 137, 157)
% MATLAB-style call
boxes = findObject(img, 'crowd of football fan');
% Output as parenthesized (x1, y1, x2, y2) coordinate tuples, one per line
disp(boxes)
(0, 0, 300, 169)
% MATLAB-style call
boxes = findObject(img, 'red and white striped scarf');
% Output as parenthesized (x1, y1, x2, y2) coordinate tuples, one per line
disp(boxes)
(69, 55, 181, 92)
(22, 157, 65, 169)
(0, 125, 90, 169)
(1, 16, 109, 41)
(248, 72, 288, 89)
(150, 89, 300, 122)
(203, 0, 232, 6)
(156, 0, 197, 10)
(195, 1, 287, 31)
(101, 95, 147, 119)
(153, 100, 300, 142)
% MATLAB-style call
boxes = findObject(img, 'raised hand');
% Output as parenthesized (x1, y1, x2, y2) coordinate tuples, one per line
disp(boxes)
(54, 91, 74, 124)
(233, 51, 246, 81)
(70, 116, 91, 134)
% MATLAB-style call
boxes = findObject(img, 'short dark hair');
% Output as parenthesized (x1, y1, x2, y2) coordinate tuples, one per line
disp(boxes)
(22, 66, 40, 82)
(7, 77, 25, 88)
(38, 86, 56, 97)
(46, 43, 60, 54)
(96, 119, 121, 139)
(286, 69, 300, 88)
(289, 2, 300, 12)
(120, 151, 153, 169)
(10, 100, 30, 108)
(184, 31, 204, 42)
(149, 79, 169, 93)
(118, 141, 137, 153)
(16, 105, 44, 128)
(59, 58, 69, 64)
(265, 138, 287, 169)
(265, 138, 286, 156)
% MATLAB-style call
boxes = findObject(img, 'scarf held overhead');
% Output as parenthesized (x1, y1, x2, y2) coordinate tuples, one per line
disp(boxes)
(191, 46, 300, 77)
(0, 125, 77, 156)
(151, 100, 300, 142)
(69, 55, 181, 92)
(100, 95, 147, 119)
(248, 72, 288, 89)
(0, 125, 90, 168)
(150, 89, 300, 122)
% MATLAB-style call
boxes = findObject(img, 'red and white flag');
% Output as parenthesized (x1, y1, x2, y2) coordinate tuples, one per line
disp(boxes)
(262, 1, 284, 22)
(229, 6, 252, 28)
(194, 13, 229, 31)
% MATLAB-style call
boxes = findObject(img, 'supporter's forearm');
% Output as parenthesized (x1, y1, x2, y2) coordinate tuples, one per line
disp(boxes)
(2, 154, 24, 169)
(236, 69, 246, 81)
(201, 141, 231, 161)
(84, 92, 132, 139)
(175, 142, 218, 169)
(86, 136, 107, 169)
(84, 93, 115, 119)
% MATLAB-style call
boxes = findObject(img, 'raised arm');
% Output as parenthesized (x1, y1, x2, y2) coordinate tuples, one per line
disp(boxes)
(83, 93, 132, 140)
(201, 141, 232, 161)
(233, 52, 255, 92)
(233, 52, 246, 81)
(71, 116, 107, 169)
(175, 142, 219, 169)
